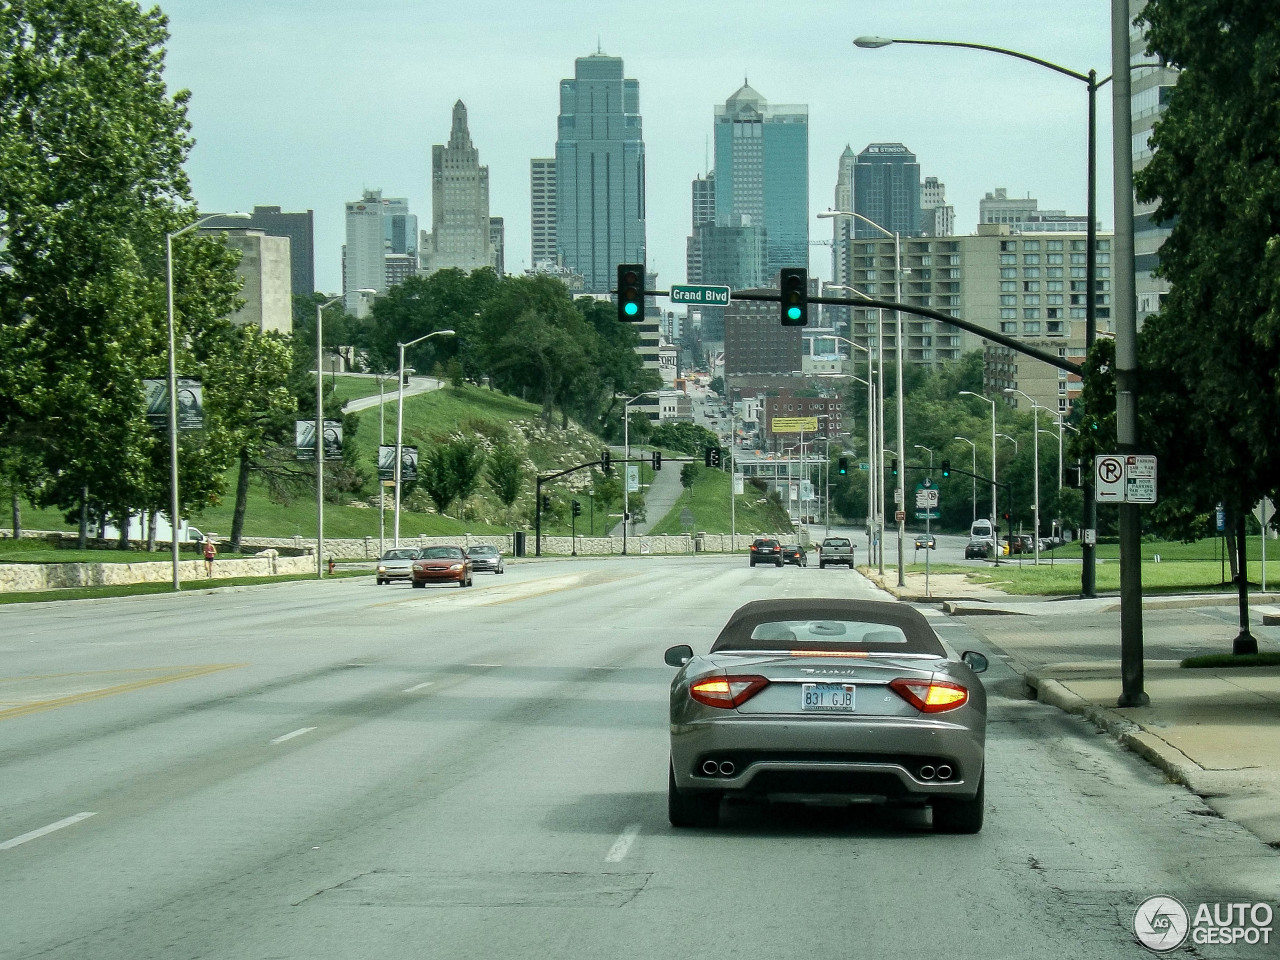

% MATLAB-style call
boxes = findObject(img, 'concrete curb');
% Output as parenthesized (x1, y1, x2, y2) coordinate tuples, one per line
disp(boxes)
(1026, 674, 1210, 797)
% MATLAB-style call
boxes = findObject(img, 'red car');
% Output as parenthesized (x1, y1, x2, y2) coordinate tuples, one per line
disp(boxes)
(412, 545, 474, 588)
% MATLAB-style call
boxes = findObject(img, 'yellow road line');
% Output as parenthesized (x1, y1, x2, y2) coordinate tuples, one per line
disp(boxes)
(0, 663, 246, 721)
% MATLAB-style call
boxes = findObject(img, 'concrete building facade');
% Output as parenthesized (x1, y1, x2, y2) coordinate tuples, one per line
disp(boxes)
(204, 228, 293, 334)
(530, 158, 557, 268)
(423, 100, 493, 276)
(204, 206, 314, 298)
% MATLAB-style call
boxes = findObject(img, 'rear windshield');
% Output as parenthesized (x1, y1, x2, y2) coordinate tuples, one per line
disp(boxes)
(711, 599, 946, 657)
(469, 546, 497, 555)
(382, 549, 418, 560)
(823, 538, 850, 547)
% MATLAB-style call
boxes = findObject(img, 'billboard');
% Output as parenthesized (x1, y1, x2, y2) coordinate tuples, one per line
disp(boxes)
(297, 420, 344, 461)
(379, 444, 419, 482)
(144, 378, 204, 430)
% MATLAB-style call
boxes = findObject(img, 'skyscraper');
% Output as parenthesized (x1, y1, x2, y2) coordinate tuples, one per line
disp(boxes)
(554, 53, 646, 293)
(713, 82, 809, 281)
(204, 206, 315, 298)
(344, 189, 388, 313)
(423, 100, 493, 275)
(853, 143, 921, 239)
(686, 171, 716, 283)
(530, 158, 557, 267)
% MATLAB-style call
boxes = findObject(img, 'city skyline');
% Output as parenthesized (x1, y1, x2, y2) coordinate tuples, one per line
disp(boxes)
(160, 0, 1115, 295)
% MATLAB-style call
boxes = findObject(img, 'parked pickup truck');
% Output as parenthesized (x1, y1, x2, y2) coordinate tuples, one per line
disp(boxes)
(818, 537, 856, 569)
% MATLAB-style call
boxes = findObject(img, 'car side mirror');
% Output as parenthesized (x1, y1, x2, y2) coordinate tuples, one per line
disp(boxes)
(664, 644, 694, 667)
(961, 651, 989, 674)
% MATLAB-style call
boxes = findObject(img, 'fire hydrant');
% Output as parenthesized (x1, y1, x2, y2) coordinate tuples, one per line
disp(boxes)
(327, 557, 335, 575)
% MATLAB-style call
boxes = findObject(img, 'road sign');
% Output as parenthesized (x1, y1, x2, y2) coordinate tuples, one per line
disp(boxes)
(1125, 455, 1157, 504)
(670, 284, 731, 306)
(1095, 454, 1158, 504)
(895, 510, 906, 523)
(915, 483, 939, 509)
(1095, 455, 1125, 503)
(771, 417, 819, 434)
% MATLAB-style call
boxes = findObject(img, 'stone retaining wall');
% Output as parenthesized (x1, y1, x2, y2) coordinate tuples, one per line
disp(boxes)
(0, 554, 314, 592)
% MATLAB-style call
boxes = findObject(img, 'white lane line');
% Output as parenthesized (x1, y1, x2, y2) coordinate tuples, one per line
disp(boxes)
(1, 812, 97, 851)
(270, 726, 317, 745)
(605, 823, 641, 863)
(403, 681, 434, 693)
(468, 663, 502, 668)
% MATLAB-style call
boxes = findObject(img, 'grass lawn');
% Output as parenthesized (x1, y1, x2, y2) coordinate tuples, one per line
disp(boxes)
(0, 539, 255, 564)
(327, 374, 388, 409)
(647, 468, 792, 539)
(957, 558, 1274, 596)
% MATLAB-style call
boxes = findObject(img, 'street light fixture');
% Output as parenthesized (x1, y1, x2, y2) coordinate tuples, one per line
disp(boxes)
(394, 328, 456, 545)
(164, 211, 250, 590)
(820, 213, 906, 586)
(953, 436, 977, 522)
(622, 391, 660, 555)
(854, 33, 1101, 596)
(913, 443, 933, 471)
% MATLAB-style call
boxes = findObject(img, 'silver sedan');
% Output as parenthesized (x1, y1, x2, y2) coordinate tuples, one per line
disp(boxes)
(665, 598, 989, 832)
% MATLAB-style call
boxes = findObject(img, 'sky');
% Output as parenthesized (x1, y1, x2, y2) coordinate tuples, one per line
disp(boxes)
(159, 0, 1118, 296)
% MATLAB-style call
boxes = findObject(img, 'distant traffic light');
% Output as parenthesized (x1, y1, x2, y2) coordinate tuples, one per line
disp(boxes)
(890, 458, 898, 477)
(601, 448, 611, 472)
(838, 456, 849, 475)
(941, 459, 951, 478)
(779, 267, 808, 326)
(571, 500, 581, 517)
(704, 447, 721, 468)
(541, 493, 551, 512)
(617, 263, 644, 321)
(651, 450, 662, 471)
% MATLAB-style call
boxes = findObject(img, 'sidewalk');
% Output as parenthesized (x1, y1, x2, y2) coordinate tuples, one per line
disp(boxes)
(869, 569, 1280, 846)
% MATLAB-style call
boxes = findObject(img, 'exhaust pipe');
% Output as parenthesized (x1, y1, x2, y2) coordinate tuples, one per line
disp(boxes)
(919, 765, 936, 781)
(719, 760, 736, 776)
(936, 764, 953, 780)
(702, 760, 720, 776)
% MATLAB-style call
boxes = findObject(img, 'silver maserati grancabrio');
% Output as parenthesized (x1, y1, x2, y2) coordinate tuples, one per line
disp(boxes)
(665, 598, 989, 832)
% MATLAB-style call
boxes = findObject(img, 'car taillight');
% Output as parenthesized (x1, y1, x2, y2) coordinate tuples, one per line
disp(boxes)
(690, 675, 769, 709)
(889, 678, 969, 713)
(749, 544, 757, 551)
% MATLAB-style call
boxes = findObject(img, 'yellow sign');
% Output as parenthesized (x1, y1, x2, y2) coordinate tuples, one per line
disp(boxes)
(771, 417, 819, 434)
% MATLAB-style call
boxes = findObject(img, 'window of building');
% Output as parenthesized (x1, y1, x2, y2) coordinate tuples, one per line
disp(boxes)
(1000, 240, 1017, 252)
(1000, 308, 1016, 319)
(1070, 252, 1088, 265)
(1046, 253, 1064, 265)
(1071, 239, 1087, 251)
(1000, 280, 1016, 292)
(1047, 239, 1064, 251)
(1047, 267, 1064, 278)
(1047, 294, 1064, 305)
(1023, 239, 1041, 251)
(1023, 281, 1040, 292)
(1024, 321, 1041, 334)
(1023, 309, 1040, 320)
(1000, 321, 1017, 333)
(1047, 280, 1064, 292)
(1000, 267, 1017, 279)
(1000, 253, 1017, 265)
(1069, 307, 1086, 319)
(1047, 320, 1064, 333)
(1023, 267, 1041, 278)
(1000, 295, 1017, 306)
(1023, 254, 1041, 265)
(1024, 295, 1041, 306)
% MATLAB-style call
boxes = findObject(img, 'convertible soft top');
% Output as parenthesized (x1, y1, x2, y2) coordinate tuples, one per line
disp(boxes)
(710, 598, 947, 657)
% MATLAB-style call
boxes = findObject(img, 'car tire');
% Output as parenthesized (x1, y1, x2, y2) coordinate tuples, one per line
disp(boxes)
(775, 559, 783, 567)
(376, 578, 384, 585)
(412, 580, 424, 589)
(497, 564, 504, 574)
(932, 772, 984, 834)
(749, 560, 756, 567)
(668, 763, 720, 828)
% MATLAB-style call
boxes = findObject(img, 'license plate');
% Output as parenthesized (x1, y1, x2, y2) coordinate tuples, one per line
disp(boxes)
(801, 682, 856, 712)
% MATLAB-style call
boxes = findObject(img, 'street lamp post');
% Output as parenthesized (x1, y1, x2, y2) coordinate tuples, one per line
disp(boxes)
(914, 443, 933, 472)
(954, 436, 977, 522)
(821, 216, 905, 585)
(855, 34, 1100, 594)
(960, 390, 998, 564)
(164, 212, 250, 590)
(824, 320, 881, 570)
(1006, 389, 1044, 564)
(394, 328, 456, 546)
(623, 391, 660, 555)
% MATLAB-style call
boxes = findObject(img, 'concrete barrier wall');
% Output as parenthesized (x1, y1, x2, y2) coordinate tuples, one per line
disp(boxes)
(0, 554, 314, 593)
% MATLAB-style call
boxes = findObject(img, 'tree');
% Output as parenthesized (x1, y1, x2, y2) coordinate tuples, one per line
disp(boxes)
(447, 437, 486, 519)
(485, 442, 524, 524)
(680, 462, 700, 496)
(0, 1, 242, 537)
(1134, 0, 1280, 534)
(419, 445, 457, 516)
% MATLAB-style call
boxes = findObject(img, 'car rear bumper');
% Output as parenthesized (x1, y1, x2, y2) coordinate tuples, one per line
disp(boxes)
(670, 716, 984, 801)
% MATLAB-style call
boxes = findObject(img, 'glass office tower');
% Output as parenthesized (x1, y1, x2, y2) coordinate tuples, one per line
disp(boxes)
(713, 82, 809, 283)
(555, 53, 647, 293)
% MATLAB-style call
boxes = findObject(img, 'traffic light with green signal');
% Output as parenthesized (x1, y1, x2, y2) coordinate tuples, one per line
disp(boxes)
(941, 459, 951, 478)
(838, 456, 849, 475)
(779, 267, 808, 326)
(616, 264, 644, 321)
(890, 458, 898, 477)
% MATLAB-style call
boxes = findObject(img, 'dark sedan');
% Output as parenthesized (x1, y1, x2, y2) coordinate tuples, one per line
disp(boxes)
(781, 544, 807, 567)
(411, 545, 473, 588)
(749, 538, 783, 567)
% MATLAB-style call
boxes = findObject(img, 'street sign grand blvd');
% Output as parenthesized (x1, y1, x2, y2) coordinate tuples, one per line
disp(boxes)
(670, 284, 731, 306)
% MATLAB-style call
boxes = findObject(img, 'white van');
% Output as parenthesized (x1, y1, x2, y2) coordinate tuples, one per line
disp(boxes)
(970, 519, 993, 540)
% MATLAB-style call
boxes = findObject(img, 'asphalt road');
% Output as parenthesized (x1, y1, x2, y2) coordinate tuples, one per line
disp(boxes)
(2, 558, 1276, 959)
